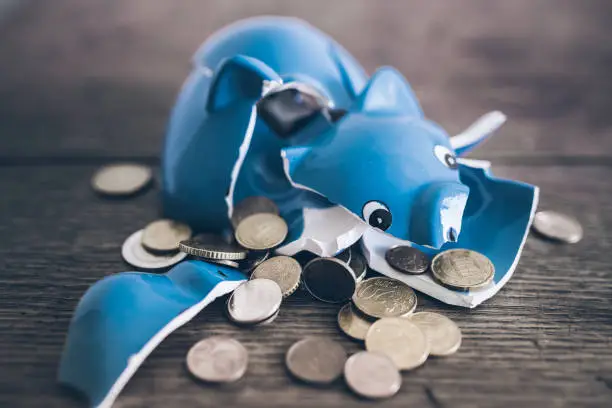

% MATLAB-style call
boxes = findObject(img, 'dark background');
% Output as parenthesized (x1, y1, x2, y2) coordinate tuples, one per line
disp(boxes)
(0, 1, 611, 407)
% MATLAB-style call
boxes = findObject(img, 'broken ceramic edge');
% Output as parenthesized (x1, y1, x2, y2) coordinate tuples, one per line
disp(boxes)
(361, 161, 539, 308)
(450, 111, 507, 156)
(58, 261, 247, 408)
(224, 105, 258, 220)
(275, 205, 367, 257)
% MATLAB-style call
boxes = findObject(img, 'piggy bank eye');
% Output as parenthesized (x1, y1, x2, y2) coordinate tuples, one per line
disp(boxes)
(362, 201, 392, 231)
(434, 145, 458, 169)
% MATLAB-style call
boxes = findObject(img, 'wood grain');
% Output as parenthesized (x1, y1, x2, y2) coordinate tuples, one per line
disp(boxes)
(1, 0, 612, 159)
(0, 164, 611, 407)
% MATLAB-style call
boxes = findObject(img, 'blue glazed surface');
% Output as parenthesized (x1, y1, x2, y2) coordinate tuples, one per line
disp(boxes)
(58, 261, 246, 407)
(163, 16, 367, 235)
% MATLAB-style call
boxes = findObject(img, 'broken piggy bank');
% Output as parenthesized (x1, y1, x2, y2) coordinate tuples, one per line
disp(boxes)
(162, 16, 538, 307)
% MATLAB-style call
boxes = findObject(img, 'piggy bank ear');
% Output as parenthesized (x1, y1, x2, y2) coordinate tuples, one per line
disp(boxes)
(352, 67, 423, 118)
(450, 111, 507, 156)
(207, 55, 280, 112)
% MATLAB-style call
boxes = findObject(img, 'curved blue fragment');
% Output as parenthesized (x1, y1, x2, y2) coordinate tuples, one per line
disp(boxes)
(58, 261, 246, 407)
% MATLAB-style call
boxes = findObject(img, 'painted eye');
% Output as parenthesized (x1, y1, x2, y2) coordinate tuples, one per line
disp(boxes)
(434, 145, 458, 169)
(362, 201, 392, 231)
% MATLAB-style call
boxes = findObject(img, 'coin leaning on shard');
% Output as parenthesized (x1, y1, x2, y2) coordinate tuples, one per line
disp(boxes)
(234, 213, 288, 250)
(431, 249, 494, 290)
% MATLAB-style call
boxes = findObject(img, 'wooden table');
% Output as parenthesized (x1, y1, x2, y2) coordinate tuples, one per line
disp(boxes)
(1, 1, 611, 407)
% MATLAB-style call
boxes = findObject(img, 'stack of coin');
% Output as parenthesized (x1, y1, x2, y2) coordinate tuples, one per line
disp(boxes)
(121, 219, 192, 270)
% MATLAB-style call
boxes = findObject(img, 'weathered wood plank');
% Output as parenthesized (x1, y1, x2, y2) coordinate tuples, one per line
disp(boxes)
(0, 164, 611, 407)
(1, 0, 612, 158)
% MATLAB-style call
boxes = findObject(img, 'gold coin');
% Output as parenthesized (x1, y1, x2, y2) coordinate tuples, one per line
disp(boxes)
(365, 317, 429, 371)
(235, 213, 288, 250)
(407, 312, 462, 356)
(251, 256, 301, 297)
(352, 277, 417, 319)
(431, 249, 494, 289)
(337, 303, 372, 341)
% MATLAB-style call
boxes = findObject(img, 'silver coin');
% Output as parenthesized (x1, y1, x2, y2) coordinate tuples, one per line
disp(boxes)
(408, 312, 462, 356)
(385, 245, 429, 274)
(337, 303, 372, 341)
(348, 250, 368, 283)
(141, 219, 192, 254)
(231, 196, 279, 229)
(431, 249, 494, 290)
(532, 210, 583, 244)
(255, 308, 280, 326)
(179, 234, 247, 260)
(352, 277, 417, 319)
(302, 257, 356, 303)
(365, 317, 429, 371)
(234, 213, 288, 250)
(186, 336, 248, 383)
(122, 229, 186, 270)
(251, 256, 302, 297)
(285, 337, 347, 384)
(207, 259, 240, 268)
(344, 351, 401, 399)
(227, 279, 282, 324)
(92, 163, 152, 196)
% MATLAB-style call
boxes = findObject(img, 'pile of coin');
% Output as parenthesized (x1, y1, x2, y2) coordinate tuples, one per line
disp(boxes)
(92, 169, 583, 401)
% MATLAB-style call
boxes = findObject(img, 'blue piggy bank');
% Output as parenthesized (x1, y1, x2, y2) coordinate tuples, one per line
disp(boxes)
(162, 16, 513, 255)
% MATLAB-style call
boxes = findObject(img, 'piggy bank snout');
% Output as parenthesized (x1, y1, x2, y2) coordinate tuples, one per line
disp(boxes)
(409, 182, 469, 248)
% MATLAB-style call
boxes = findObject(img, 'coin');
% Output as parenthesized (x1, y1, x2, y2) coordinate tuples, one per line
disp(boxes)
(344, 351, 401, 399)
(208, 259, 240, 268)
(335, 247, 352, 264)
(186, 336, 248, 383)
(352, 277, 417, 319)
(365, 317, 429, 370)
(337, 303, 372, 341)
(302, 257, 356, 303)
(179, 234, 247, 260)
(385, 245, 429, 274)
(256, 308, 280, 326)
(285, 337, 347, 384)
(348, 250, 368, 283)
(141, 219, 192, 254)
(122, 229, 187, 270)
(231, 196, 279, 229)
(431, 249, 494, 289)
(235, 213, 288, 250)
(227, 279, 282, 324)
(92, 163, 152, 196)
(251, 256, 301, 297)
(408, 312, 462, 356)
(532, 210, 583, 244)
